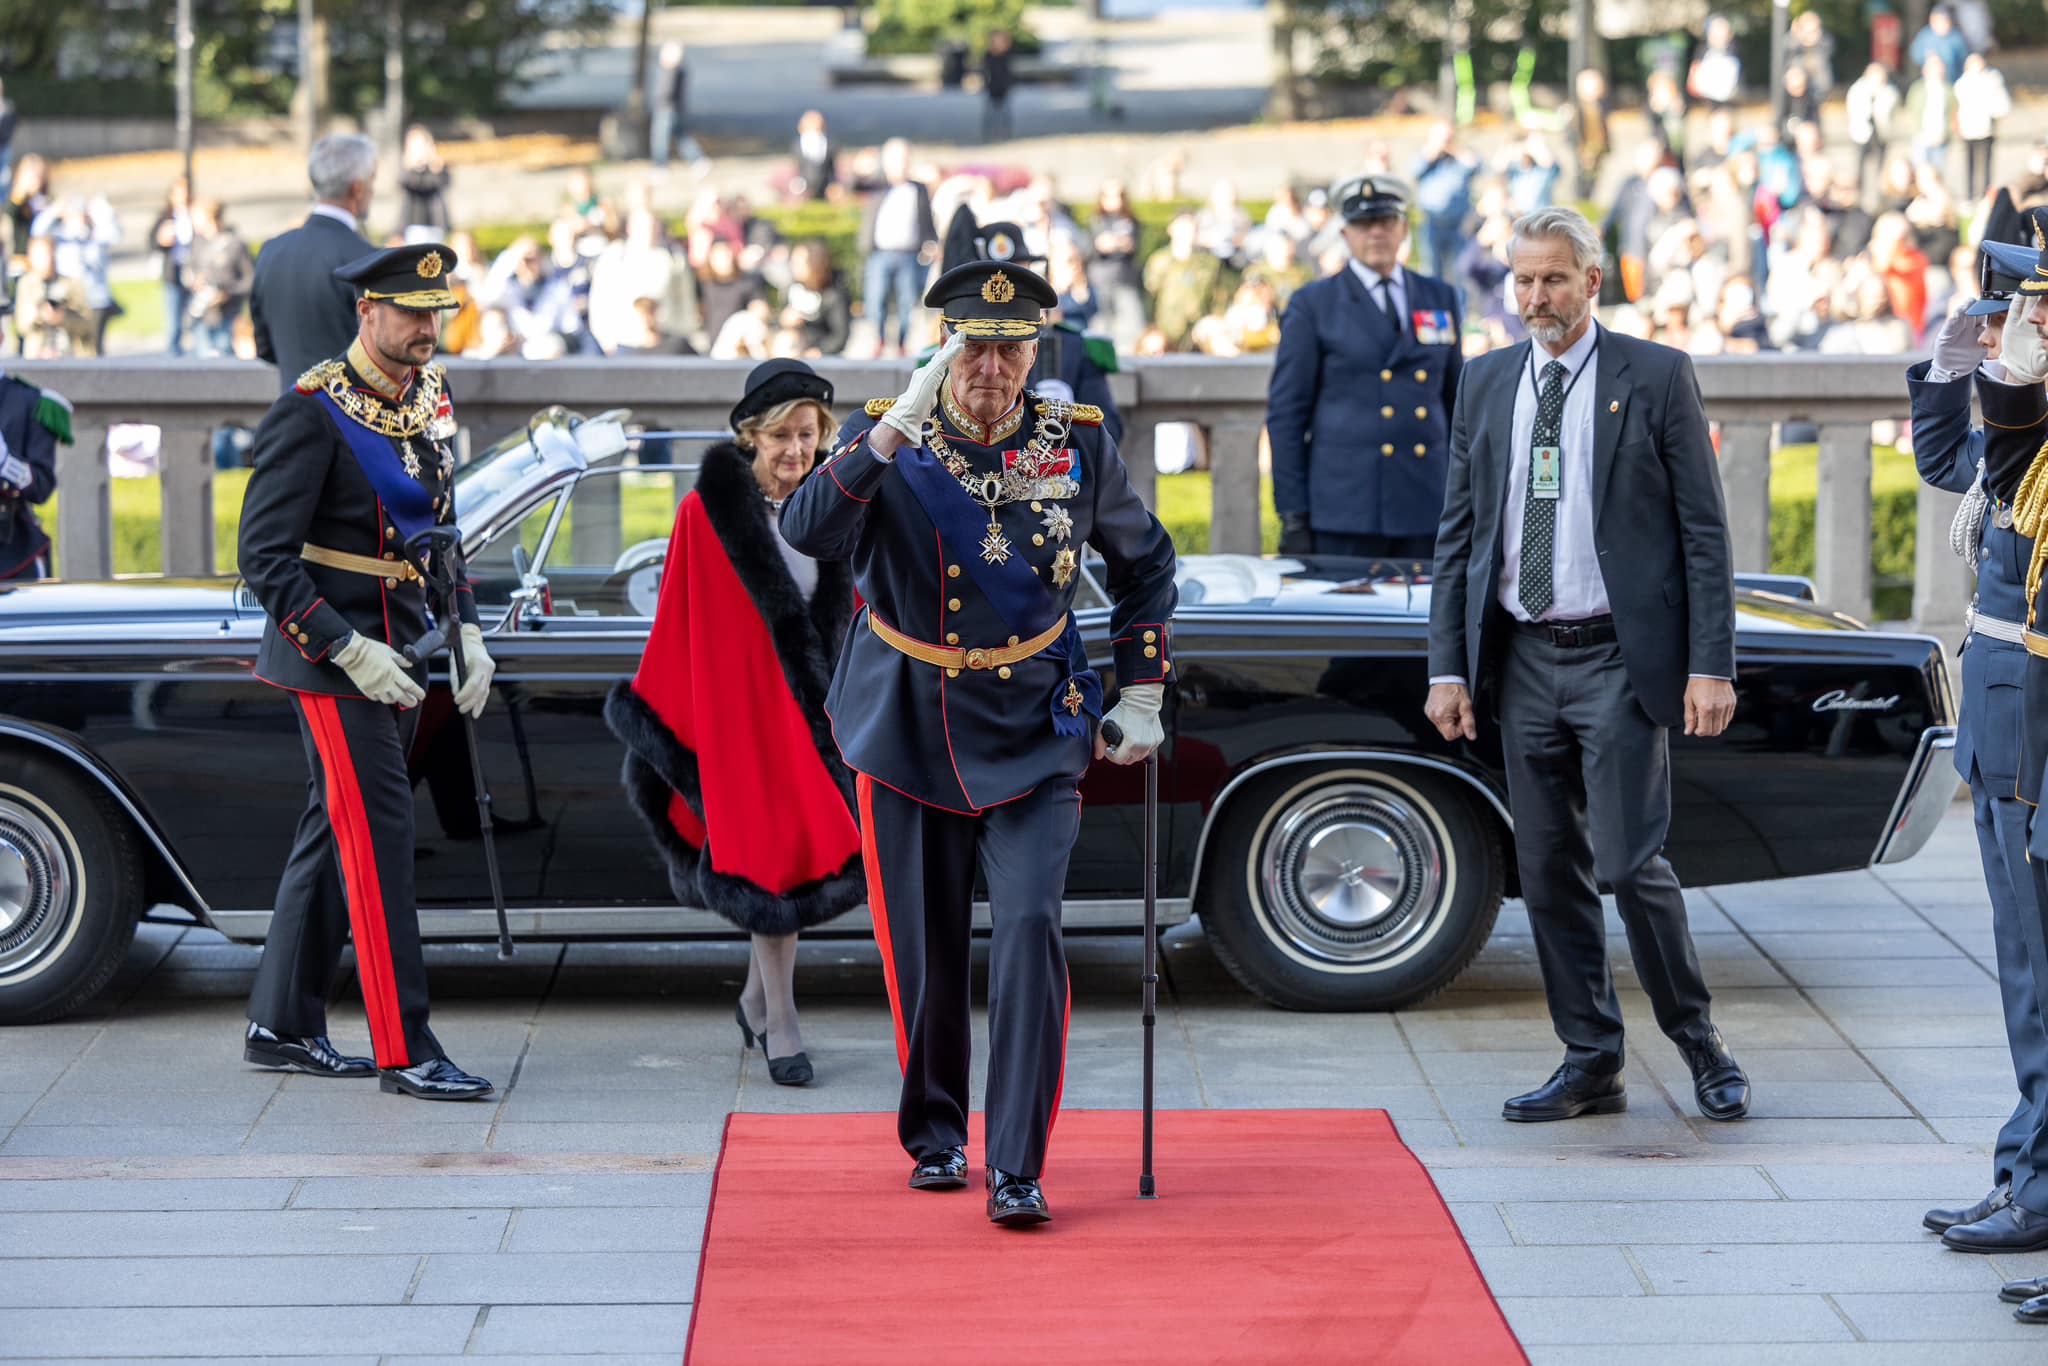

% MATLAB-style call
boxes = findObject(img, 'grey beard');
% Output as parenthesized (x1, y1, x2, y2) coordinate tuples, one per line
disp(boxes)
(1524, 304, 1586, 345)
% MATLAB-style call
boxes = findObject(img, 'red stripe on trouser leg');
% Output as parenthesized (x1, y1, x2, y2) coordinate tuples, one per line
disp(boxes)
(1046, 974, 1071, 1152)
(856, 774, 911, 1072)
(300, 694, 409, 1068)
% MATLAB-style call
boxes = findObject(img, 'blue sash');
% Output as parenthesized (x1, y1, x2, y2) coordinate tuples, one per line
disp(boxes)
(893, 439, 1101, 736)
(314, 389, 437, 542)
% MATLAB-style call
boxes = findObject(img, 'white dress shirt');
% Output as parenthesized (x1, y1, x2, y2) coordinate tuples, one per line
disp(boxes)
(1347, 260, 1406, 328)
(1499, 322, 1604, 623)
(308, 203, 361, 233)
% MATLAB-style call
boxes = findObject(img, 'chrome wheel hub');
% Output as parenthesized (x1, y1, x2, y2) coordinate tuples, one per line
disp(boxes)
(1258, 782, 1446, 966)
(0, 796, 72, 976)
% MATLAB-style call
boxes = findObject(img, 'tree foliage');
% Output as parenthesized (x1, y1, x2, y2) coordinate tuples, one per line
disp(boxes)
(867, 0, 1035, 58)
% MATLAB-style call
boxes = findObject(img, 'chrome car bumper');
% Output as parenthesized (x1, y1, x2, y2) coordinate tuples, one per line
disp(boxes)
(1872, 726, 1960, 866)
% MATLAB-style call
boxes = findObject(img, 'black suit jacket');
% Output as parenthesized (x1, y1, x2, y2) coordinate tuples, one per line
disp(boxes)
(1427, 327, 1735, 729)
(250, 211, 373, 393)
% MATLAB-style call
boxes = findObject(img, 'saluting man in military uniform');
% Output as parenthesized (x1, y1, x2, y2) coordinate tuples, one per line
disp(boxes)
(1910, 237, 2048, 1260)
(0, 374, 71, 580)
(781, 259, 1177, 1226)
(1266, 174, 1464, 559)
(237, 242, 497, 1101)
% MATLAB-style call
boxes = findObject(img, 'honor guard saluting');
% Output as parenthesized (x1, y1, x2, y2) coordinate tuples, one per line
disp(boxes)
(237, 242, 497, 1101)
(0, 374, 71, 580)
(1266, 174, 1464, 559)
(781, 259, 1177, 1225)
(930, 207, 1124, 443)
(1911, 235, 2048, 1260)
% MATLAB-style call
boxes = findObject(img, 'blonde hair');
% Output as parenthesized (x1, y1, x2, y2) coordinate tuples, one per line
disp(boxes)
(735, 396, 836, 451)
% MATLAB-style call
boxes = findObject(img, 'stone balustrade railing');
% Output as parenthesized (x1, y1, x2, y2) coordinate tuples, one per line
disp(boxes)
(8, 353, 1948, 629)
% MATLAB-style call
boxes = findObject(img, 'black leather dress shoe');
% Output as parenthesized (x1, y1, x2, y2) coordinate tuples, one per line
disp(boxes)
(986, 1164, 1051, 1225)
(2000, 1274, 2048, 1304)
(379, 1057, 494, 1101)
(1681, 1027, 1751, 1121)
(1942, 1202, 2048, 1253)
(244, 1022, 373, 1078)
(1925, 1184, 2010, 1234)
(909, 1146, 968, 1190)
(2018, 1293, 2048, 1324)
(1503, 1063, 1626, 1122)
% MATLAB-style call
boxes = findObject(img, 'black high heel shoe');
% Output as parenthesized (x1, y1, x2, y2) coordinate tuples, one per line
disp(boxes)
(734, 1000, 758, 1050)
(765, 1049, 814, 1086)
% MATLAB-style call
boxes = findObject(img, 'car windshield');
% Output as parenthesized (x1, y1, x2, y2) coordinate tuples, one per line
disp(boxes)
(454, 423, 590, 537)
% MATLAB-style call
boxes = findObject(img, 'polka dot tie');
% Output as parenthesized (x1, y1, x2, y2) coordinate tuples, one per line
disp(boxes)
(1519, 360, 1567, 620)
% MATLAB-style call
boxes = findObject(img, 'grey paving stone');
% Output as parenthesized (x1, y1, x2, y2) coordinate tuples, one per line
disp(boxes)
(411, 1251, 697, 1304)
(485, 1120, 727, 1155)
(1410, 1050, 1564, 1086)
(293, 1174, 713, 1211)
(384, 1359, 679, 1366)
(1430, 1081, 1681, 1123)
(1833, 1290, 2048, 1342)
(1750, 931, 1963, 960)
(240, 1122, 500, 1155)
(1886, 1080, 2024, 1117)
(1445, 1202, 1515, 1246)
(0, 1058, 75, 1090)
(20, 1090, 277, 1127)
(1531, 1348, 2048, 1366)
(0, 1307, 477, 1358)
(1762, 1161, 2001, 1202)
(1497, 1292, 1854, 1344)
(0, 1253, 420, 1306)
(1633, 1048, 1886, 1086)
(1470, 1245, 1644, 1298)
(1722, 905, 1931, 933)
(0, 1178, 298, 1212)
(1630, 1242, 2004, 1295)
(255, 1088, 507, 1125)
(493, 1087, 741, 1124)
(1500, 1199, 1938, 1245)
(1805, 986, 2007, 1017)
(1429, 1166, 1780, 1204)
(1864, 1046, 2019, 1086)
(1830, 1015, 2014, 1049)
(0, 1208, 509, 1257)
(505, 1205, 709, 1254)
(1773, 958, 1994, 988)
(1689, 1118, 1941, 1146)
(1385, 1117, 1460, 1149)
(1447, 1113, 1701, 1148)
(0, 1125, 251, 1157)
(53, 1359, 377, 1366)
(468, 1304, 693, 1355)
(0, 1092, 40, 1126)
(1925, 1115, 2022, 1144)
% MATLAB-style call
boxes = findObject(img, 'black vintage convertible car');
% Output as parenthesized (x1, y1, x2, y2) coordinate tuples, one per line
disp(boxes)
(0, 409, 1959, 1025)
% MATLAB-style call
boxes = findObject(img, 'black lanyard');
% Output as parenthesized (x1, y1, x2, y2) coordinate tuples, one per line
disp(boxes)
(1524, 337, 1598, 418)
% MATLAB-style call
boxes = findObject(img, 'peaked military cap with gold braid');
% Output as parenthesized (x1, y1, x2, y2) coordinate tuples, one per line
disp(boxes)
(334, 242, 463, 312)
(2018, 208, 2048, 296)
(924, 259, 1058, 340)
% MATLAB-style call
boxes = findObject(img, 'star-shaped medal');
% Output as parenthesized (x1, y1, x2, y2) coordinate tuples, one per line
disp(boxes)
(1040, 503, 1074, 543)
(980, 523, 1013, 565)
(399, 438, 422, 479)
(1051, 546, 1077, 588)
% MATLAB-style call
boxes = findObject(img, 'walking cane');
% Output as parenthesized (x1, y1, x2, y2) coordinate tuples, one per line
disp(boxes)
(402, 526, 514, 960)
(1102, 718, 1160, 1199)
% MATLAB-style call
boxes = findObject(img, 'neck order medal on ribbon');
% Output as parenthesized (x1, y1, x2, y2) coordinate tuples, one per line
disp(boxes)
(927, 396, 1080, 566)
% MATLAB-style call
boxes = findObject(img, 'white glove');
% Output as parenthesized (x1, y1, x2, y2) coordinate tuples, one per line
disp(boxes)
(877, 330, 968, 445)
(452, 623, 495, 719)
(333, 632, 426, 709)
(1097, 683, 1165, 766)
(1929, 309, 1983, 380)
(0, 451, 29, 490)
(2004, 295, 2048, 385)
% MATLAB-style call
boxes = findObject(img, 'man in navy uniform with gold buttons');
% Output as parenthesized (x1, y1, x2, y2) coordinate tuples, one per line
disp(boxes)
(782, 258, 1177, 1226)
(1266, 173, 1463, 559)
(237, 242, 497, 1102)
(1909, 235, 2048, 1255)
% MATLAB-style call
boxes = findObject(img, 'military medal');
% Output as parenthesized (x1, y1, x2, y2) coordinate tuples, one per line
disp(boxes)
(1999, 505, 2016, 530)
(980, 521, 1012, 565)
(399, 437, 422, 479)
(1051, 546, 1077, 588)
(1041, 504, 1073, 542)
(1062, 679, 1084, 716)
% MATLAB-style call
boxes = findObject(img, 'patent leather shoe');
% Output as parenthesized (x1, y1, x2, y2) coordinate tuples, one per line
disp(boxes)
(1925, 1184, 2010, 1234)
(1502, 1063, 1626, 1122)
(2018, 1293, 2048, 1325)
(244, 1022, 373, 1078)
(1681, 1026, 1751, 1121)
(986, 1164, 1051, 1225)
(909, 1146, 968, 1190)
(2000, 1274, 2048, 1304)
(1942, 1202, 2048, 1253)
(379, 1057, 494, 1101)
(765, 1051, 813, 1086)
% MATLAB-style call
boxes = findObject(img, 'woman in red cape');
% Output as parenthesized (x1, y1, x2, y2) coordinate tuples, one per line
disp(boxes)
(605, 361, 862, 1085)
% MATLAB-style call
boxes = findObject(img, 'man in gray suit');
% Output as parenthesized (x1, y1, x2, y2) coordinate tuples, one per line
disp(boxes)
(251, 133, 377, 392)
(1425, 206, 1750, 1124)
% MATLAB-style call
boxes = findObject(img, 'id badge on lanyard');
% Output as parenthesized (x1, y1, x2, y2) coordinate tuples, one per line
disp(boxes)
(1526, 341, 1595, 505)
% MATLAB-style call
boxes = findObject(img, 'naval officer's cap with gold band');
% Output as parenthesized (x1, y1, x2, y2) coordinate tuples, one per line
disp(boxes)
(924, 259, 1059, 340)
(334, 242, 463, 311)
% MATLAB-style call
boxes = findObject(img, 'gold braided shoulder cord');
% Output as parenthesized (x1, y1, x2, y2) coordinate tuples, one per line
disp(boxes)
(2011, 435, 2048, 625)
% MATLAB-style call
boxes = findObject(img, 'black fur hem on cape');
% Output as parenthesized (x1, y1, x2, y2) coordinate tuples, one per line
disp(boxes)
(601, 441, 864, 935)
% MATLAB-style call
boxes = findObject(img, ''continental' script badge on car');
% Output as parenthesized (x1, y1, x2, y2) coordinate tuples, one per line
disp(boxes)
(1811, 689, 1900, 713)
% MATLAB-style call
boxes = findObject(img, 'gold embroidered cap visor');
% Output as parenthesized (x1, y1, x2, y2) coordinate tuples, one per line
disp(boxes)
(2017, 209, 2048, 294)
(335, 242, 464, 312)
(925, 259, 1057, 340)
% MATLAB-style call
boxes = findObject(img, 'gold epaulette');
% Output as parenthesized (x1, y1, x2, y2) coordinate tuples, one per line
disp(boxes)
(295, 359, 345, 395)
(1035, 401, 1103, 426)
(2011, 436, 2048, 625)
(865, 398, 897, 418)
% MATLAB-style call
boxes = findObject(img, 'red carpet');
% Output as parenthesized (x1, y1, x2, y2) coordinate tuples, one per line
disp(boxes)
(684, 1109, 1526, 1365)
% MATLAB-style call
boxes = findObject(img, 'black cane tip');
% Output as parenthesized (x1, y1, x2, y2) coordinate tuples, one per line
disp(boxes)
(1138, 1176, 1156, 1198)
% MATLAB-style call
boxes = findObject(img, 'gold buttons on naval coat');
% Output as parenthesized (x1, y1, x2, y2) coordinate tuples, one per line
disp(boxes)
(1144, 630, 1157, 642)
(1415, 407, 1428, 419)
(998, 666, 1013, 680)
(947, 564, 960, 578)
(1380, 406, 1394, 419)
(947, 668, 961, 678)
(1379, 369, 1392, 381)
(1030, 501, 1042, 512)
(946, 632, 960, 644)
(1009, 636, 1021, 646)
(1033, 534, 1045, 546)
(1144, 646, 1158, 658)
(1414, 369, 1428, 383)
(1381, 443, 1394, 456)
(1415, 444, 1428, 456)
(948, 597, 962, 612)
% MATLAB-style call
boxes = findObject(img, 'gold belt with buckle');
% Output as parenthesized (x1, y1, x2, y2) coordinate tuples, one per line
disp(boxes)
(869, 612, 1064, 671)
(2024, 628, 2048, 660)
(300, 542, 420, 583)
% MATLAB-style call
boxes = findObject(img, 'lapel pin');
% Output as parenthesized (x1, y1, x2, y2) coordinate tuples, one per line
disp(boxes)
(1608, 400, 1619, 412)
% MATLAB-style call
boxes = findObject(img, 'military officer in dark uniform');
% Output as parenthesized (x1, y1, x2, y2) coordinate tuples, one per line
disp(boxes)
(930, 207, 1123, 442)
(0, 376, 71, 580)
(1267, 174, 1464, 559)
(1911, 238, 2048, 1256)
(237, 242, 496, 1101)
(781, 259, 1177, 1226)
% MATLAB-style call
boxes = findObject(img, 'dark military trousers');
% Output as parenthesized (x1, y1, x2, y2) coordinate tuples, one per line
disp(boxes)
(247, 693, 442, 1069)
(856, 772, 1079, 1180)
(1971, 776, 2048, 1197)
